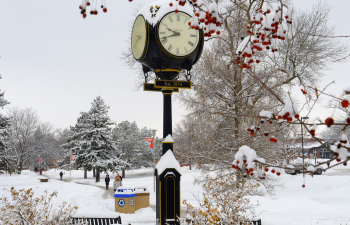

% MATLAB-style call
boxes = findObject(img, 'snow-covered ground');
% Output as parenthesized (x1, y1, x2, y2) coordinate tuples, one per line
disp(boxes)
(1, 163, 350, 225)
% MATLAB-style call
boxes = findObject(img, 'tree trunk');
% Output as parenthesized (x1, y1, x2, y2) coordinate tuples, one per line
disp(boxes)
(96, 168, 100, 182)
(122, 168, 125, 178)
(84, 168, 87, 179)
(93, 168, 96, 177)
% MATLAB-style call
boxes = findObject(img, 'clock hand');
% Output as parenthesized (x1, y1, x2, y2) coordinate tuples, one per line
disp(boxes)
(133, 36, 141, 47)
(166, 27, 180, 36)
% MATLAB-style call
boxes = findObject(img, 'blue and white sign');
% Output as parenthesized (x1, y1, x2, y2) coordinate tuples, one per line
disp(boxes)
(118, 199, 125, 207)
(130, 199, 134, 206)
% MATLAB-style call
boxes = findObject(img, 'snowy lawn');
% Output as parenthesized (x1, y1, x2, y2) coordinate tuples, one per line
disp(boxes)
(1, 163, 350, 225)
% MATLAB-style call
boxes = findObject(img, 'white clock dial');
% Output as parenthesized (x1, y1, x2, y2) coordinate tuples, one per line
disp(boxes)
(158, 12, 199, 57)
(131, 15, 147, 60)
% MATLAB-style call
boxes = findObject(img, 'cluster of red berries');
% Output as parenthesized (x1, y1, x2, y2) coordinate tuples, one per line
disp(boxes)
(235, 6, 292, 70)
(301, 89, 307, 95)
(310, 129, 316, 137)
(277, 112, 299, 122)
(269, 137, 278, 142)
(264, 167, 281, 176)
(325, 117, 334, 127)
(79, 0, 107, 19)
(347, 118, 350, 124)
(341, 99, 349, 108)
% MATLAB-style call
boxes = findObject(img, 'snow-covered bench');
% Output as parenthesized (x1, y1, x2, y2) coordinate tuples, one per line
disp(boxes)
(71, 216, 122, 225)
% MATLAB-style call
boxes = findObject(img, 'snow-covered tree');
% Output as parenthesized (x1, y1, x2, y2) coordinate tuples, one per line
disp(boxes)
(0, 76, 14, 174)
(63, 96, 128, 182)
(8, 107, 39, 173)
(113, 121, 153, 169)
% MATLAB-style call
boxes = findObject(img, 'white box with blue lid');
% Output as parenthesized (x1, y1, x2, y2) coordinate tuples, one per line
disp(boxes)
(114, 187, 136, 214)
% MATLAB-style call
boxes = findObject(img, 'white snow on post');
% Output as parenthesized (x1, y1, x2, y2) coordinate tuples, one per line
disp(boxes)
(156, 150, 182, 175)
(233, 145, 265, 169)
(138, 0, 193, 26)
(162, 134, 174, 142)
(259, 110, 273, 119)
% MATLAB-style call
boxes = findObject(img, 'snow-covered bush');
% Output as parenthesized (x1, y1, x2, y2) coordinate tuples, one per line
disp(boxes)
(181, 174, 259, 224)
(0, 187, 88, 225)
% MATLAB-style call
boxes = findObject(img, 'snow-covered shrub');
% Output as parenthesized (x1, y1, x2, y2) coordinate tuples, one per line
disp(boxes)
(181, 174, 259, 224)
(0, 187, 88, 225)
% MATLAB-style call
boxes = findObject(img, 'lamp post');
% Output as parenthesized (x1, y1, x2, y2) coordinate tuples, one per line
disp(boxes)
(151, 129, 157, 192)
(301, 117, 309, 174)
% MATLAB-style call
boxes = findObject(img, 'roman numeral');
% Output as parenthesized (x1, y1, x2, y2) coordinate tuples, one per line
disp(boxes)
(190, 34, 196, 37)
(160, 32, 166, 34)
(168, 45, 173, 51)
(168, 16, 173, 22)
(184, 47, 188, 52)
(161, 39, 167, 44)
(184, 18, 188, 24)
(176, 15, 180, 21)
(188, 41, 194, 47)
(176, 47, 179, 55)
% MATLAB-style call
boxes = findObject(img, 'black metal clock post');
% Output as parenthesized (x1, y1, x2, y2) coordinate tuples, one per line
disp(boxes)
(162, 89, 173, 153)
(131, 9, 204, 225)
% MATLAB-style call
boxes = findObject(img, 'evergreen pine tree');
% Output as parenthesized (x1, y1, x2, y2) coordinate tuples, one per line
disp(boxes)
(63, 96, 127, 182)
(0, 76, 15, 174)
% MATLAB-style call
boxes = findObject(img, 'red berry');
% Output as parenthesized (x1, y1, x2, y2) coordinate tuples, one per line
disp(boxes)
(278, 115, 282, 119)
(250, 173, 254, 176)
(250, 132, 255, 136)
(87, 2, 90, 6)
(341, 100, 349, 108)
(169, 3, 173, 6)
(269, 121, 272, 124)
(216, 31, 220, 35)
(237, 160, 240, 164)
(243, 159, 247, 164)
(325, 117, 334, 127)
(271, 169, 275, 173)
(337, 158, 341, 162)
(103, 8, 107, 13)
(83, 14, 87, 18)
(344, 162, 347, 166)
(287, 117, 292, 122)
(347, 118, 350, 124)
(264, 132, 269, 137)
(276, 172, 281, 176)
(175, 9, 179, 13)
(264, 168, 269, 172)
(302, 184, 305, 188)
(129, 0, 133, 1)
(249, 168, 254, 172)
(295, 114, 300, 119)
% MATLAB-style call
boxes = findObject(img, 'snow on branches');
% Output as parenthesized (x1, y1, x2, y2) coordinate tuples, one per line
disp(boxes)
(232, 145, 265, 173)
(0, 187, 88, 225)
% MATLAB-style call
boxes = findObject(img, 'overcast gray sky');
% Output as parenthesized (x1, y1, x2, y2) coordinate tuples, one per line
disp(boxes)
(0, 0, 349, 138)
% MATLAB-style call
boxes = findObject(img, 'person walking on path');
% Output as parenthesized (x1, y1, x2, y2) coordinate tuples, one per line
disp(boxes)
(327, 162, 330, 168)
(113, 173, 123, 192)
(105, 175, 110, 190)
(59, 171, 63, 180)
(40, 169, 42, 175)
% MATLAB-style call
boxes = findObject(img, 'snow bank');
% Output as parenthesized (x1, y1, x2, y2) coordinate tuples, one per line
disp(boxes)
(156, 150, 181, 175)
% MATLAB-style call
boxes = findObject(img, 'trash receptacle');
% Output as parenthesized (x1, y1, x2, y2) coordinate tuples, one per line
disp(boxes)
(114, 187, 135, 214)
(134, 186, 150, 211)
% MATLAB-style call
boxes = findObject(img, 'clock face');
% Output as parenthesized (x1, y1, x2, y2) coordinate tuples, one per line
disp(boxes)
(131, 15, 147, 61)
(158, 12, 200, 57)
